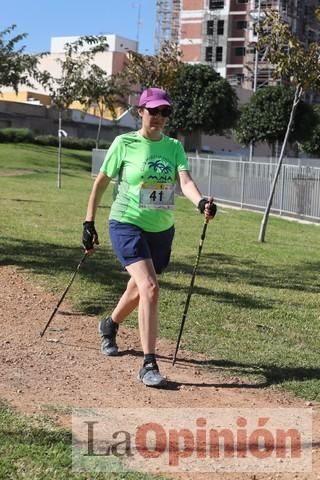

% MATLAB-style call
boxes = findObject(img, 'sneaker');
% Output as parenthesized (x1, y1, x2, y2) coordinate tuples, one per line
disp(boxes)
(98, 317, 119, 356)
(138, 362, 167, 388)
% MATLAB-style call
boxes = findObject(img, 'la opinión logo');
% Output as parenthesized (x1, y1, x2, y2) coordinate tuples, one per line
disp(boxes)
(72, 408, 312, 473)
(83, 416, 302, 465)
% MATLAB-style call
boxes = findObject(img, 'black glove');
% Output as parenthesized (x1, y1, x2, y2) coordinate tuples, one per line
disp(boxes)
(198, 198, 217, 217)
(82, 221, 99, 250)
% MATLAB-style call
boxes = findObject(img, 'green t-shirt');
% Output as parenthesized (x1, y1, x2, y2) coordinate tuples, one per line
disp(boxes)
(100, 131, 189, 232)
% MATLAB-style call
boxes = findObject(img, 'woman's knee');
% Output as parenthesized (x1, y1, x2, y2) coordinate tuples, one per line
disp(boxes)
(139, 277, 159, 302)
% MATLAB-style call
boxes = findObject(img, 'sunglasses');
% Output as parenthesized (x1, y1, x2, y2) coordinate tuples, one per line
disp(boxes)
(144, 106, 172, 117)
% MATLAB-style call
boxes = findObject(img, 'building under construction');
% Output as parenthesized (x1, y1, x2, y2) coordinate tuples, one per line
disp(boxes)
(155, 0, 320, 90)
(155, 0, 181, 51)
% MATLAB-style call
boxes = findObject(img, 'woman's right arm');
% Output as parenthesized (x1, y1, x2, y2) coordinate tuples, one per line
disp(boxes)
(85, 172, 111, 221)
(82, 172, 112, 254)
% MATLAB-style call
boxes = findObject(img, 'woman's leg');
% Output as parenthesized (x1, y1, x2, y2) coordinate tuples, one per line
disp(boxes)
(99, 277, 139, 356)
(100, 259, 158, 357)
(126, 258, 159, 355)
(111, 277, 139, 323)
(126, 258, 165, 387)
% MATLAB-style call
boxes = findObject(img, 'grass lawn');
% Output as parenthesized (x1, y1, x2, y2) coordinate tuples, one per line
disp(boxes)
(1, 142, 320, 403)
(0, 401, 167, 480)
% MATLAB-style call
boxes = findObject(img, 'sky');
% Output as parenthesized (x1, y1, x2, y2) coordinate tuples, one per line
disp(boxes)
(1, 0, 157, 54)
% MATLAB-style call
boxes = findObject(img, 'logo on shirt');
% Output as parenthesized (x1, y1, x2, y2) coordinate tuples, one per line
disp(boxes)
(146, 157, 173, 183)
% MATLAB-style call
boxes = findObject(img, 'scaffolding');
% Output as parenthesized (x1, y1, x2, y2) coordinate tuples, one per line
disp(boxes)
(155, 0, 181, 52)
(203, 10, 221, 69)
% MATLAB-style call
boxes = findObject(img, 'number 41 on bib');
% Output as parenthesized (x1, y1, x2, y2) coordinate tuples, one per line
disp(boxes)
(139, 183, 175, 209)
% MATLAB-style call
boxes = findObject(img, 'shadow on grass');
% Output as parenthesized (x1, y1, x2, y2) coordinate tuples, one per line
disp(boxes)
(0, 402, 71, 447)
(165, 354, 320, 391)
(1, 236, 278, 313)
(160, 278, 274, 309)
(4, 198, 47, 203)
(168, 251, 320, 294)
(2, 234, 320, 317)
(0, 236, 128, 314)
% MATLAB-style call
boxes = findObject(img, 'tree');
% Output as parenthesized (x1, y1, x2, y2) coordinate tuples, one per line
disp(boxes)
(299, 106, 320, 157)
(256, 9, 320, 242)
(235, 85, 317, 156)
(79, 65, 129, 148)
(0, 24, 43, 92)
(122, 41, 182, 92)
(123, 44, 238, 149)
(45, 35, 108, 188)
(168, 63, 239, 149)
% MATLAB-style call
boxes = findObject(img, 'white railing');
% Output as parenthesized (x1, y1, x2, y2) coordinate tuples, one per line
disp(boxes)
(188, 156, 320, 222)
(92, 149, 320, 222)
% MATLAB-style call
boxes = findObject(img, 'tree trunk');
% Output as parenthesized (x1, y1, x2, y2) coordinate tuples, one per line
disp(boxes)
(183, 130, 201, 152)
(95, 106, 104, 149)
(258, 84, 303, 242)
(96, 116, 102, 149)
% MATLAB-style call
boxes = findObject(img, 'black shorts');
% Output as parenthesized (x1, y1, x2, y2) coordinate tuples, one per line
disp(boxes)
(109, 220, 175, 274)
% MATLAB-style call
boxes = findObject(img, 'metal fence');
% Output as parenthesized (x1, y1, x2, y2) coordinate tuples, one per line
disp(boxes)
(91, 149, 107, 176)
(92, 149, 320, 223)
(188, 156, 320, 223)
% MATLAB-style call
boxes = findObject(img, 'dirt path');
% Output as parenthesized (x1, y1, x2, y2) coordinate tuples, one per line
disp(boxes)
(0, 265, 319, 480)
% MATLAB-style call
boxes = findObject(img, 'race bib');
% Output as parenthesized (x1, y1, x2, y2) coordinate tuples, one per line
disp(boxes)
(139, 183, 175, 209)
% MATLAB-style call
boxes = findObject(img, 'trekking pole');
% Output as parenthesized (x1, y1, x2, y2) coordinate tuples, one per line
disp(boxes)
(40, 252, 87, 337)
(172, 219, 209, 366)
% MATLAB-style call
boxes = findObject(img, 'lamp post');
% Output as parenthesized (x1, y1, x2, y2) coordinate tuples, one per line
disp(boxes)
(57, 111, 68, 189)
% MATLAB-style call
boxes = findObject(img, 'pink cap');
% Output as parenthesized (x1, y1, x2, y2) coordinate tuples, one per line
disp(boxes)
(138, 87, 172, 108)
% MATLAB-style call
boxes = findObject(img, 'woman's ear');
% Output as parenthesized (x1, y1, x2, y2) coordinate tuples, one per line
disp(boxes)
(137, 107, 144, 118)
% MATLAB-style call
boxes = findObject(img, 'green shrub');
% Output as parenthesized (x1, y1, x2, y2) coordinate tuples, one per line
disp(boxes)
(62, 137, 96, 150)
(0, 128, 111, 150)
(34, 135, 111, 150)
(0, 128, 34, 143)
(99, 140, 112, 149)
(34, 135, 58, 146)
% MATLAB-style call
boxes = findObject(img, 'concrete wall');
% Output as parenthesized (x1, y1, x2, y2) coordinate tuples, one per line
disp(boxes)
(0, 100, 132, 140)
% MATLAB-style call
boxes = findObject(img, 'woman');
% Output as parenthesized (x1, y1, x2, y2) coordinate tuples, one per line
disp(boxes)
(82, 87, 216, 388)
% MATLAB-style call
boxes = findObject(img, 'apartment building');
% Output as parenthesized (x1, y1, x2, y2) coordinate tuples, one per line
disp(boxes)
(0, 34, 139, 135)
(156, 0, 320, 89)
(1, 34, 138, 107)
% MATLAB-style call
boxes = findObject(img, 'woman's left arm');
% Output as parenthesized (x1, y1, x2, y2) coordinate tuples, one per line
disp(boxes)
(177, 170, 204, 206)
(177, 170, 216, 219)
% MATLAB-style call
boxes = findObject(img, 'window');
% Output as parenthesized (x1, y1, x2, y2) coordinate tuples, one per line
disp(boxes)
(217, 20, 224, 35)
(209, 0, 224, 9)
(205, 46, 213, 61)
(255, 0, 272, 6)
(236, 20, 247, 29)
(234, 47, 245, 56)
(253, 22, 258, 36)
(238, 0, 248, 3)
(216, 46, 223, 62)
(207, 20, 214, 35)
(247, 46, 256, 55)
